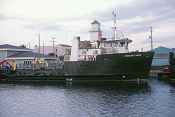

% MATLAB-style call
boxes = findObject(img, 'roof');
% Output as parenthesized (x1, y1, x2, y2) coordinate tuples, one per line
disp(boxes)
(58, 44, 72, 47)
(153, 46, 172, 53)
(101, 38, 132, 43)
(0, 44, 31, 50)
(91, 20, 100, 24)
(7, 51, 49, 58)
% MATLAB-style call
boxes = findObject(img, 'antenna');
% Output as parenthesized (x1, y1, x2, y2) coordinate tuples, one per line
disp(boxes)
(149, 27, 153, 51)
(112, 9, 117, 40)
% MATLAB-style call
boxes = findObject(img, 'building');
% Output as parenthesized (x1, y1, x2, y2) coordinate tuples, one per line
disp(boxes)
(172, 48, 175, 55)
(56, 44, 71, 61)
(70, 20, 132, 61)
(152, 46, 172, 67)
(6, 51, 63, 70)
(0, 44, 31, 59)
(0, 44, 63, 71)
(33, 44, 71, 61)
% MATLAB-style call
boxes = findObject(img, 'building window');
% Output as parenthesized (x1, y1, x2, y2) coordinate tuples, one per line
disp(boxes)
(24, 60, 32, 65)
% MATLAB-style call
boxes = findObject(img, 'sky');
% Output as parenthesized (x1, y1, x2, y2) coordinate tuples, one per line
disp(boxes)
(0, 0, 174, 51)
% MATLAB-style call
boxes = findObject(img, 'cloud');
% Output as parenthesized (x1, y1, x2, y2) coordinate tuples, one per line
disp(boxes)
(24, 22, 61, 31)
(0, 14, 8, 20)
(89, 0, 175, 50)
(94, 0, 175, 28)
(98, 0, 174, 20)
(0, 0, 132, 20)
(0, 0, 174, 50)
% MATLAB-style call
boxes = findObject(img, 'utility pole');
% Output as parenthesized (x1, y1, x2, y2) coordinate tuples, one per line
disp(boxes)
(38, 33, 41, 58)
(43, 40, 44, 57)
(149, 27, 153, 51)
(27, 42, 31, 49)
(51, 37, 56, 56)
(29, 42, 31, 49)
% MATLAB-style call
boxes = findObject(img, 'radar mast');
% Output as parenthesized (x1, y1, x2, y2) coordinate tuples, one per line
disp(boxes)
(112, 9, 117, 40)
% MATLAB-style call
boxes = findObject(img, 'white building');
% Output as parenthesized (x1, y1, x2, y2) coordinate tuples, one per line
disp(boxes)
(33, 44, 71, 61)
(70, 20, 132, 61)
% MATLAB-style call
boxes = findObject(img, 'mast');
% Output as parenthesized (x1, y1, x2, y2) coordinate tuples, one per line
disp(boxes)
(149, 26, 153, 51)
(112, 9, 117, 40)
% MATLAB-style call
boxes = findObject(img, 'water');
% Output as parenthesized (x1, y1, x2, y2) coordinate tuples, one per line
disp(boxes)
(0, 79, 175, 117)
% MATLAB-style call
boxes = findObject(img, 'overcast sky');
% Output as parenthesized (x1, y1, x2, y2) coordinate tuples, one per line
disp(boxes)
(0, 0, 174, 51)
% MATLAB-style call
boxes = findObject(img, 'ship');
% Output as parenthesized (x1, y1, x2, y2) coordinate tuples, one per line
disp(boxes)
(0, 11, 153, 83)
(63, 11, 154, 82)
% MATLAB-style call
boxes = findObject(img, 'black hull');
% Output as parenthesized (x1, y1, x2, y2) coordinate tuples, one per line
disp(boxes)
(64, 52, 154, 79)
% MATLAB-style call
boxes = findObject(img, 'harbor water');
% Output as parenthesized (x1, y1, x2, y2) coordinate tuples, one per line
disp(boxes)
(0, 79, 175, 117)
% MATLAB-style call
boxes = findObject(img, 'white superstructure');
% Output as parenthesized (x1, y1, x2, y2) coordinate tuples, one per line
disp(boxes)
(89, 20, 102, 42)
(70, 37, 80, 61)
(70, 12, 132, 61)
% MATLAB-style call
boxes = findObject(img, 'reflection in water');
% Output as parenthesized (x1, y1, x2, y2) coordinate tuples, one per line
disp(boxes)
(0, 79, 175, 117)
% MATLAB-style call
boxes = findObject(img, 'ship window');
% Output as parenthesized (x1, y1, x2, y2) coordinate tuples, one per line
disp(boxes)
(120, 42, 125, 47)
(29, 61, 32, 64)
(115, 42, 118, 47)
(104, 43, 106, 47)
(82, 50, 86, 55)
